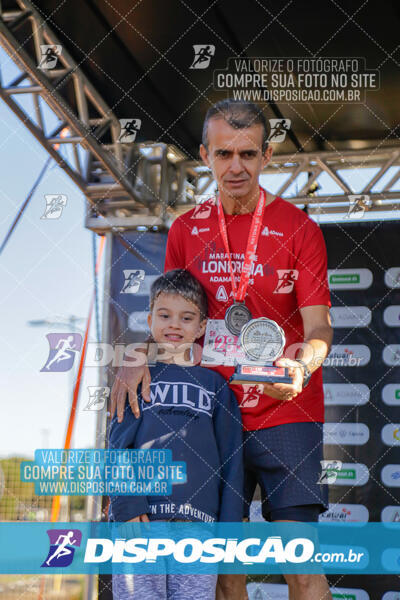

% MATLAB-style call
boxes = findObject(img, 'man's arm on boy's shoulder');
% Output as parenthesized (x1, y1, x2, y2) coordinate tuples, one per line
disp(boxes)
(108, 399, 150, 521)
(213, 381, 244, 522)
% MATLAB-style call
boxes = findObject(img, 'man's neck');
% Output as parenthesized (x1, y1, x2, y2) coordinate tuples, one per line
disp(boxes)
(219, 187, 260, 215)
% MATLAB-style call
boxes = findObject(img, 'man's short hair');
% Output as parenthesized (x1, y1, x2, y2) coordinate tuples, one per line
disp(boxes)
(202, 99, 269, 153)
(150, 269, 208, 320)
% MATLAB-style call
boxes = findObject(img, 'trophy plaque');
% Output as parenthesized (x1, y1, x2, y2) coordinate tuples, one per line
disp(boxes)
(229, 317, 292, 385)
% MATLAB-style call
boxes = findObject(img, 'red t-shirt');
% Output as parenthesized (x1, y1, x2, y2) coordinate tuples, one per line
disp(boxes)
(164, 193, 331, 431)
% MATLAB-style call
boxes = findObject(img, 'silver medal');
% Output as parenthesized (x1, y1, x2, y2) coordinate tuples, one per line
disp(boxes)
(225, 303, 252, 336)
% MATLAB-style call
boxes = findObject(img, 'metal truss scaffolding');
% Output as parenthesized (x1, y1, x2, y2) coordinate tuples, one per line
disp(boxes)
(0, 0, 399, 231)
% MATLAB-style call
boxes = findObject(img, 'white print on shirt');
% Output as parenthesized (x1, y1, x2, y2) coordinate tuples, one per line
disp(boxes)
(142, 381, 215, 416)
(216, 285, 229, 301)
(149, 503, 215, 522)
(202, 255, 264, 277)
(273, 269, 299, 294)
(262, 226, 283, 237)
(191, 226, 210, 235)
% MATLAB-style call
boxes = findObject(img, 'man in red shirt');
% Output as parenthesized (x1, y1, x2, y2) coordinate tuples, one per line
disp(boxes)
(111, 99, 333, 600)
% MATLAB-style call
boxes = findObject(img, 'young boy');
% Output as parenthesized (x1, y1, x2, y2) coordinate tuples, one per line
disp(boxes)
(109, 269, 244, 600)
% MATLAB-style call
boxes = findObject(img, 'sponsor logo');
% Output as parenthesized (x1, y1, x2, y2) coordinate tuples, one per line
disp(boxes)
(322, 462, 369, 486)
(328, 269, 373, 290)
(191, 226, 210, 235)
(41, 194, 67, 219)
(190, 44, 215, 69)
(382, 345, 400, 366)
(382, 384, 400, 406)
(42, 529, 82, 567)
(324, 345, 370, 367)
(323, 423, 369, 446)
(384, 268, 400, 289)
(274, 269, 298, 294)
(383, 306, 400, 327)
(319, 504, 369, 523)
(381, 425, 400, 446)
(381, 506, 400, 523)
(84, 387, 110, 411)
(121, 269, 145, 294)
(331, 588, 369, 600)
(191, 198, 214, 219)
(261, 226, 283, 237)
(216, 285, 229, 302)
(324, 384, 369, 406)
(268, 119, 291, 143)
(318, 460, 342, 484)
(117, 119, 141, 143)
(40, 333, 82, 372)
(381, 465, 400, 487)
(330, 306, 371, 328)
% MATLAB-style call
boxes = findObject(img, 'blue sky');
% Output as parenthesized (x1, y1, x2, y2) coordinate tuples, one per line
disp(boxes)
(0, 46, 100, 458)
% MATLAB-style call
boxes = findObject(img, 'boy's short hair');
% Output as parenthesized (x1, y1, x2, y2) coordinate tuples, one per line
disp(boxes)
(150, 269, 208, 320)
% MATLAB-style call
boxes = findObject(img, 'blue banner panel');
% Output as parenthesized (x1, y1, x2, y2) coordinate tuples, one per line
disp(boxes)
(1, 522, 400, 575)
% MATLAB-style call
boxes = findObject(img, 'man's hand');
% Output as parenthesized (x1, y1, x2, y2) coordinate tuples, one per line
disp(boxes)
(110, 364, 151, 422)
(262, 357, 304, 401)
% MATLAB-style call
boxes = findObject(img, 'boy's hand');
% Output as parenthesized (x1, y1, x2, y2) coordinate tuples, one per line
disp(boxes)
(110, 364, 152, 422)
(127, 514, 150, 522)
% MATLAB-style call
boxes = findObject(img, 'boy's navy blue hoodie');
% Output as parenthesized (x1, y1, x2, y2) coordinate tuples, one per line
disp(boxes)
(109, 362, 243, 523)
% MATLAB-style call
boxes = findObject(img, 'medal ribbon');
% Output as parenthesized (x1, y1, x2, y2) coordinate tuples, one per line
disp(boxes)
(217, 186, 266, 302)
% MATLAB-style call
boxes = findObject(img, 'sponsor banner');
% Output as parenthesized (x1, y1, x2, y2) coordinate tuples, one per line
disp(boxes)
(384, 267, 400, 289)
(381, 425, 400, 446)
(323, 423, 369, 446)
(325, 345, 371, 367)
(329, 463, 369, 486)
(328, 269, 373, 290)
(331, 589, 370, 600)
(324, 383, 370, 406)
(382, 384, 400, 406)
(248, 584, 371, 600)
(382, 345, 400, 366)
(381, 506, 400, 523)
(382, 592, 400, 600)
(383, 306, 400, 327)
(319, 504, 369, 523)
(381, 465, 400, 487)
(330, 306, 371, 328)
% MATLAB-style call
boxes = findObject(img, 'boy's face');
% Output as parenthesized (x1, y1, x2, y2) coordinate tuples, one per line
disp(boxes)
(148, 292, 207, 350)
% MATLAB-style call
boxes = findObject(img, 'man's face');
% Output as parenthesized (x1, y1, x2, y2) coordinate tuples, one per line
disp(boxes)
(200, 118, 273, 199)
